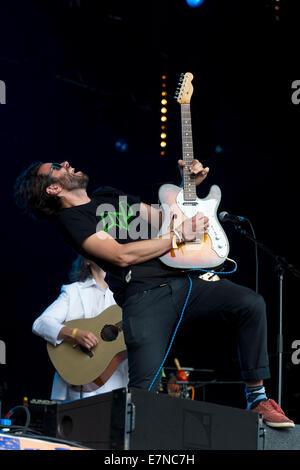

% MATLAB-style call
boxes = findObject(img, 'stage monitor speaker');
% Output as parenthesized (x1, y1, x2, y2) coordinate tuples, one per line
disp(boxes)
(56, 387, 263, 450)
(261, 424, 300, 450)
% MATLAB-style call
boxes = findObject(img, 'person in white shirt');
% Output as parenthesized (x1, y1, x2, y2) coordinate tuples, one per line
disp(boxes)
(32, 255, 128, 402)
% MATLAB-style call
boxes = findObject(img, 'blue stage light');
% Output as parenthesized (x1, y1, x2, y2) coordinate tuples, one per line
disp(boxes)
(186, 0, 204, 7)
(115, 139, 128, 152)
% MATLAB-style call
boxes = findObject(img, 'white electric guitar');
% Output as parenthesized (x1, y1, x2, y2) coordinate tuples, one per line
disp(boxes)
(158, 72, 230, 269)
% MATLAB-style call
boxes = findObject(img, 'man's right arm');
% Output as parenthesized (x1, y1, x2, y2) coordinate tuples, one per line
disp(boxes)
(82, 231, 175, 267)
(82, 212, 209, 268)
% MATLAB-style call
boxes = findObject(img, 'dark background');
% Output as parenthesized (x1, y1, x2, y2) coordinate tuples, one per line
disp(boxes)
(1, 0, 300, 423)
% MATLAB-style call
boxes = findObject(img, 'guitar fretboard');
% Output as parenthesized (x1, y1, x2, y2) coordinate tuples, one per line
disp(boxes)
(181, 103, 196, 201)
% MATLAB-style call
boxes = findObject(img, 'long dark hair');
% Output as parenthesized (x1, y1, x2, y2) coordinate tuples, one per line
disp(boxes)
(14, 162, 62, 220)
(68, 255, 92, 283)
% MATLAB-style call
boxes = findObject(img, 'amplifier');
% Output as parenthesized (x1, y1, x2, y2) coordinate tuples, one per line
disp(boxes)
(28, 399, 58, 437)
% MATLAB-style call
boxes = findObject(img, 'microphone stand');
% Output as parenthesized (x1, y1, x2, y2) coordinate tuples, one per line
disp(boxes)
(232, 223, 300, 407)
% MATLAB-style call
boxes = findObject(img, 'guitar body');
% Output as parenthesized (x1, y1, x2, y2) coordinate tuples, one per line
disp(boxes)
(158, 183, 229, 269)
(47, 305, 127, 386)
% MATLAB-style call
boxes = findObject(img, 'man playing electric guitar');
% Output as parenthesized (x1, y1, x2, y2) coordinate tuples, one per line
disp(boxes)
(15, 158, 294, 428)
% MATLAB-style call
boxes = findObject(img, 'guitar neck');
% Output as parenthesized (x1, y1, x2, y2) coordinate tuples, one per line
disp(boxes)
(181, 103, 196, 201)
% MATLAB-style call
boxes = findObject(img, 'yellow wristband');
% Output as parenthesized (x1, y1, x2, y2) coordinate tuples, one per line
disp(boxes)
(71, 328, 78, 339)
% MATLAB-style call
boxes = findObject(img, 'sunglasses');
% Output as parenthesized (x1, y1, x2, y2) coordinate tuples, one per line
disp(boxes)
(47, 162, 63, 185)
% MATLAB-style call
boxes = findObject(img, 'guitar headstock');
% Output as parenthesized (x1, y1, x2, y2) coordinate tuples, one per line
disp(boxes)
(175, 72, 194, 104)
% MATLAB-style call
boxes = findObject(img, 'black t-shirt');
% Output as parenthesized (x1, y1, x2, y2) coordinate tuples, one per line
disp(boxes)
(58, 186, 183, 305)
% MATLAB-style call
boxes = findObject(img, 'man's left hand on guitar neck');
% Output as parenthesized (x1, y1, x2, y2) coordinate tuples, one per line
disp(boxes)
(178, 159, 210, 186)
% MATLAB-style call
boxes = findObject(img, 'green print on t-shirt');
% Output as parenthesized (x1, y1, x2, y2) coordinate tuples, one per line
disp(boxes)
(99, 200, 134, 232)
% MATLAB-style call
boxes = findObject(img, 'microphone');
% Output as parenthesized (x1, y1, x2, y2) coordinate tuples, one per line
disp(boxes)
(218, 211, 246, 223)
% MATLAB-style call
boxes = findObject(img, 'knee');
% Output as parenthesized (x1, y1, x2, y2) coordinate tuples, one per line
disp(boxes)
(240, 290, 266, 319)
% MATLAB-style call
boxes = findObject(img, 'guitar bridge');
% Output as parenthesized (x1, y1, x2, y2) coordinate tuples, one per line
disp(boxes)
(183, 201, 197, 206)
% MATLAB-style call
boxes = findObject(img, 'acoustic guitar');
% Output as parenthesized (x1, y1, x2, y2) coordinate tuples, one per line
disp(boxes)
(158, 72, 230, 269)
(47, 305, 126, 387)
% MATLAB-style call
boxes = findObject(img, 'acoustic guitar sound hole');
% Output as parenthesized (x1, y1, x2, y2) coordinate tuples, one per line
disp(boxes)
(100, 324, 119, 342)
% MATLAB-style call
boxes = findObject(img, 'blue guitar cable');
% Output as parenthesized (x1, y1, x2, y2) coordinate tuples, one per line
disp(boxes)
(147, 274, 193, 392)
(147, 258, 238, 392)
(186, 257, 238, 276)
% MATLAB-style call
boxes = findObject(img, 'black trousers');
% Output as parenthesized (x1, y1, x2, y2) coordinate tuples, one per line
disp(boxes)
(122, 276, 271, 391)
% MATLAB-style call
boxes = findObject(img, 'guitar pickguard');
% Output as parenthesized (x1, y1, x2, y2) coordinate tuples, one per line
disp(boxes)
(175, 186, 228, 258)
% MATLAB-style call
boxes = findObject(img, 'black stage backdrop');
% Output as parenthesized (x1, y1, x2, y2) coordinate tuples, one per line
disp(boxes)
(0, 0, 300, 423)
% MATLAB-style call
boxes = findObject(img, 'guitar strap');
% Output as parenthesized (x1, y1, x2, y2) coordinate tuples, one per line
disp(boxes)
(71, 349, 127, 393)
(71, 382, 100, 393)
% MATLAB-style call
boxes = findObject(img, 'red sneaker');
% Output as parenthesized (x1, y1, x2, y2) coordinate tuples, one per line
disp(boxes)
(251, 399, 295, 428)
